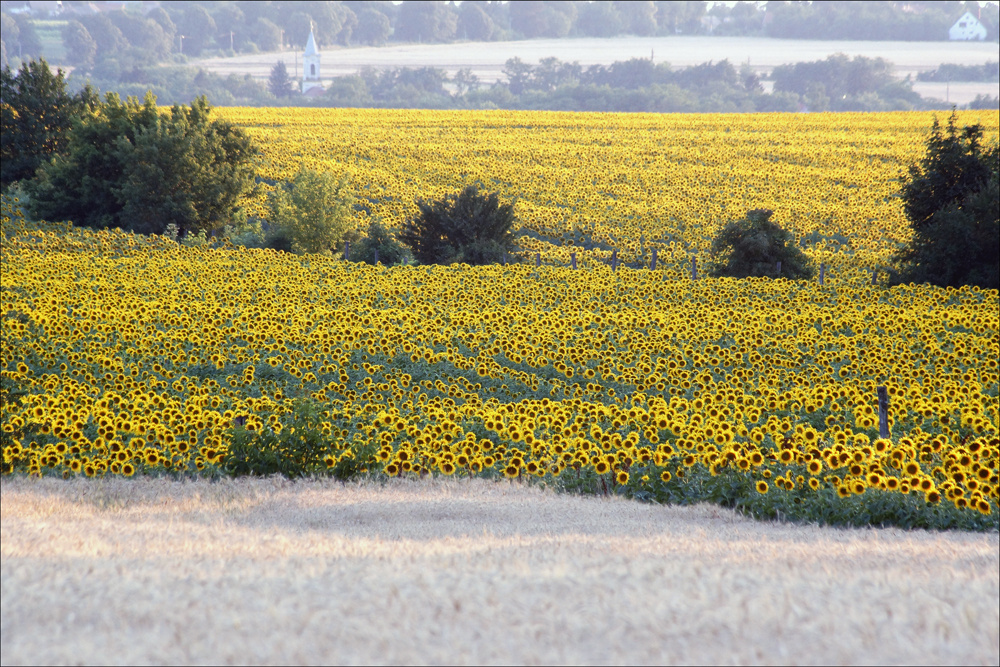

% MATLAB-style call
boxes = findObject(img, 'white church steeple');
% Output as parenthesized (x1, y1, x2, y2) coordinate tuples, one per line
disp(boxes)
(302, 25, 323, 94)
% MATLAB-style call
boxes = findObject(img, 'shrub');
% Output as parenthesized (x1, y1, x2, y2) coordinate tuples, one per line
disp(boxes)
(398, 184, 518, 265)
(267, 166, 354, 255)
(352, 220, 412, 265)
(707, 208, 814, 279)
(892, 111, 999, 289)
(24, 92, 257, 238)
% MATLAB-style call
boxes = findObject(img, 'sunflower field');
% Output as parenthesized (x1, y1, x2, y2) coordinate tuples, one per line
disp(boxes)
(2, 109, 998, 530)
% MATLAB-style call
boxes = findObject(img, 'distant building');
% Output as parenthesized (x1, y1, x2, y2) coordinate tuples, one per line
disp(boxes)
(949, 11, 987, 40)
(302, 27, 323, 95)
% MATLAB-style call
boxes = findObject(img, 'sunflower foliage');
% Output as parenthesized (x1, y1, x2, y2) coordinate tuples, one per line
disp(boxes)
(352, 220, 412, 266)
(398, 185, 518, 265)
(707, 208, 814, 280)
(223, 398, 377, 480)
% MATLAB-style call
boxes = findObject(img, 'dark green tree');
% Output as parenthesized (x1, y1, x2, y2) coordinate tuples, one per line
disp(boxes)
(398, 185, 518, 265)
(25, 93, 258, 238)
(892, 111, 999, 289)
(708, 209, 814, 280)
(1, 59, 97, 189)
(269, 60, 294, 98)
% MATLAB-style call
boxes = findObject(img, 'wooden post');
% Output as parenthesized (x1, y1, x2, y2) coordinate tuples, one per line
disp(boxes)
(871, 268, 878, 285)
(535, 253, 541, 268)
(691, 256, 698, 280)
(819, 263, 825, 285)
(877, 386, 889, 439)
(776, 260, 782, 276)
(611, 248, 618, 272)
(571, 252, 577, 270)
(650, 248, 657, 270)
(344, 241, 350, 261)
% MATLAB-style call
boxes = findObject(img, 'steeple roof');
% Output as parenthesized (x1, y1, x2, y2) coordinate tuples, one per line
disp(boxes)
(304, 28, 318, 56)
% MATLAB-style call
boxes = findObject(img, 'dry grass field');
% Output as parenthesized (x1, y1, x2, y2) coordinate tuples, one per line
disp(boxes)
(2, 477, 997, 666)
(192, 35, 1000, 103)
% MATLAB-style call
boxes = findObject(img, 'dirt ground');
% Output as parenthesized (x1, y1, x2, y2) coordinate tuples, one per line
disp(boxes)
(2, 476, 998, 666)
(192, 35, 1000, 104)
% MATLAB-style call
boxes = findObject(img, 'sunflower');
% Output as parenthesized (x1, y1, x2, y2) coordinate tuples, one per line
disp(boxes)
(616, 471, 629, 485)
(660, 470, 672, 483)
(756, 480, 769, 494)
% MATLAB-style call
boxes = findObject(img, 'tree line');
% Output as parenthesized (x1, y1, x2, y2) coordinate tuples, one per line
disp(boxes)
(2, 59, 997, 290)
(290, 54, 994, 113)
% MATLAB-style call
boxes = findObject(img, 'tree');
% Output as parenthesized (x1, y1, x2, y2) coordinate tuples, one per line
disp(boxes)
(176, 5, 217, 56)
(25, 93, 258, 238)
(353, 8, 391, 46)
(1, 59, 97, 189)
(250, 17, 282, 51)
(457, 3, 495, 40)
(269, 61, 294, 98)
(394, 1, 458, 42)
(398, 185, 518, 265)
(62, 21, 97, 70)
(267, 167, 355, 255)
(892, 112, 999, 289)
(576, 1, 625, 37)
(707, 209, 814, 280)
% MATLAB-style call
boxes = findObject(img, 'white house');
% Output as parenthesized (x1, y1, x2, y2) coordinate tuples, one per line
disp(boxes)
(301, 27, 324, 95)
(949, 11, 987, 41)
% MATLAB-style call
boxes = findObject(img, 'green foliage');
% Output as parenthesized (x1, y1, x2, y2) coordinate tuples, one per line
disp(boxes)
(707, 209, 815, 280)
(267, 166, 355, 255)
(893, 111, 999, 289)
(24, 92, 258, 238)
(352, 220, 412, 266)
(398, 184, 518, 265)
(223, 399, 376, 480)
(1, 59, 98, 189)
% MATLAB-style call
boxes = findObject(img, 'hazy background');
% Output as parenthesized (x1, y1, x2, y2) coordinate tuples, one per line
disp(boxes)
(2, 1, 998, 110)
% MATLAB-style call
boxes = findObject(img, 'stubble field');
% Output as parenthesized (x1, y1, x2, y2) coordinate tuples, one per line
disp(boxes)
(2, 476, 998, 665)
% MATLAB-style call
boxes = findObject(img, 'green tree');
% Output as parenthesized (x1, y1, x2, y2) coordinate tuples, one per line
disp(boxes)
(269, 60, 294, 98)
(25, 93, 258, 238)
(398, 185, 518, 265)
(893, 112, 999, 289)
(268, 166, 355, 255)
(707, 208, 814, 280)
(1, 59, 97, 189)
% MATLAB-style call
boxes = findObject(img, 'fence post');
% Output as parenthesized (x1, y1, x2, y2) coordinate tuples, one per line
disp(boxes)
(611, 248, 618, 272)
(691, 256, 698, 280)
(571, 252, 577, 270)
(650, 248, 657, 270)
(819, 263, 825, 285)
(344, 241, 350, 261)
(877, 386, 890, 439)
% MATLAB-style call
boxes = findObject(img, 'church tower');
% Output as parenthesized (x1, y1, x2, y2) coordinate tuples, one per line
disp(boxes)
(302, 26, 323, 95)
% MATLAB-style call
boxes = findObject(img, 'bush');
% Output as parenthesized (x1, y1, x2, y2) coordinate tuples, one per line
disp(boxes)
(24, 92, 257, 238)
(267, 167, 354, 255)
(398, 184, 518, 265)
(223, 399, 376, 480)
(352, 220, 411, 265)
(707, 208, 814, 280)
(892, 111, 999, 289)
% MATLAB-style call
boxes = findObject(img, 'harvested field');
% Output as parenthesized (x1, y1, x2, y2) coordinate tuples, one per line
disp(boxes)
(2, 477, 997, 666)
